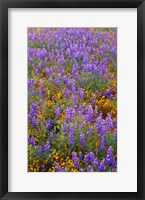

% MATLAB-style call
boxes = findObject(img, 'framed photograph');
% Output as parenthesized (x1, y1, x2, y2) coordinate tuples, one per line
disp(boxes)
(0, 0, 145, 199)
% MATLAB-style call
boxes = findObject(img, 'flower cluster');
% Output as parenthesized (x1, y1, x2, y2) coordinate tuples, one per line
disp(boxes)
(28, 103, 38, 128)
(72, 152, 80, 169)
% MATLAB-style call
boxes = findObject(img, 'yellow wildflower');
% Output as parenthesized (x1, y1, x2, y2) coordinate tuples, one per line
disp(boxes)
(57, 93, 61, 99)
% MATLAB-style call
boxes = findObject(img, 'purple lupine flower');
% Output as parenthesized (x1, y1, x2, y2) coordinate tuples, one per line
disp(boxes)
(72, 152, 80, 169)
(45, 68, 50, 77)
(89, 152, 95, 162)
(53, 162, 66, 172)
(31, 88, 35, 96)
(89, 126, 93, 134)
(63, 123, 67, 135)
(28, 136, 35, 146)
(28, 114, 32, 122)
(99, 159, 105, 172)
(72, 66, 77, 74)
(101, 127, 106, 148)
(73, 123, 78, 132)
(54, 107, 60, 119)
(85, 63, 93, 72)
(37, 48, 47, 59)
(39, 85, 44, 98)
(30, 103, 38, 118)
(74, 104, 78, 111)
(100, 44, 107, 56)
(41, 164, 45, 170)
(46, 120, 54, 130)
(86, 126, 93, 137)
(93, 158, 99, 170)
(69, 125, 74, 148)
(38, 145, 43, 153)
(110, 46, 117, 57)
(33, 80, 39, 87)
(49, 132, 56, 140)
(106, 146, 116, 167)
(66, 48, 71, 58)
(71, 79, 76, 92)
(45, 141, 50, 153)
(39, 99, 43, 106)
(73, 95, 77, 104)
(84, 152, 95, 165)
(96, 113, 106, 135)
(79, 152, 84, 160)
(80, 133, 86, 149)
(38, 62, 42, 71)
(34, 68, 38, 76)
(80, 122, 85, 129)
(86, 166, 94, 172)
(61, 67, 65, 76)
(66, 78, 72, 89)
(65, 108, 75, 123)
(85, 106, 94, 125)
(28, 79, 34, 90)
(64, 88, 70, 98)
(78, 88, 84, 100)
(106, 113, 114, 131)
(29, 103, 38, 127)
(32, 116, 37, 128)
(82, 78, 85, 86)
(94, 66, 98, 76)
(78, 110, 83, 118)
(106, 88, 113, 100)
(91, 96, 96, 107)
(80, 169, 85, 172)
(62, 76, 67, 84)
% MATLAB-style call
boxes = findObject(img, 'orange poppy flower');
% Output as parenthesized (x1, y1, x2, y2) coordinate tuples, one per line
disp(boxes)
(57, 93, 61, 99)
(114, 168, 117, 172)
(96, 142, 99, 147)
(62, 115, 65, 120)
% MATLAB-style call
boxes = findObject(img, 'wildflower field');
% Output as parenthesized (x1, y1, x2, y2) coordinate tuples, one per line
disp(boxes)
(28, 28, 117, 172)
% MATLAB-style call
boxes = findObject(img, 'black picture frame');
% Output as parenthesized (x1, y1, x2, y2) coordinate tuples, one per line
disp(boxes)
(0, 0, 145, 199)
